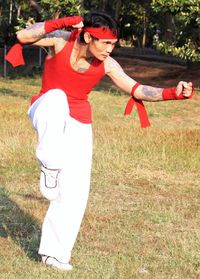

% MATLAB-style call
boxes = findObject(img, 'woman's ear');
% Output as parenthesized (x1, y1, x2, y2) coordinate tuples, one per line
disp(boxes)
(84, 32, 92, 44)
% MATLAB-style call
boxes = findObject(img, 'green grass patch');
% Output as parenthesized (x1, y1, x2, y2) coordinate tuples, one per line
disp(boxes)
(0, 77, 200, 278)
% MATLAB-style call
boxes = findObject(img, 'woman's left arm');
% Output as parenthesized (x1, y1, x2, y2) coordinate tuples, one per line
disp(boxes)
(105, 57, 194, 101)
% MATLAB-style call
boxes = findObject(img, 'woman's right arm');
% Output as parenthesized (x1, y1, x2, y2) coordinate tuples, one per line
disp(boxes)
(17, 22, 47, 44)
(16, 16, 83, 46)
(16, 23, 70, 47)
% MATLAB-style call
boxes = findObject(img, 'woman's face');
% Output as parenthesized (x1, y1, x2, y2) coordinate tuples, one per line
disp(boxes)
(87, 37, 118, 61)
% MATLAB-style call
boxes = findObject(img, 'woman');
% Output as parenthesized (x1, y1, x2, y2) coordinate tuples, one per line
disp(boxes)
(7, 11, 193, 271)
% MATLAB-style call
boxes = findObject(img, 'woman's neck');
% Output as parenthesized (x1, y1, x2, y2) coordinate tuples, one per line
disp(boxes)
(70, 39, 94, 72)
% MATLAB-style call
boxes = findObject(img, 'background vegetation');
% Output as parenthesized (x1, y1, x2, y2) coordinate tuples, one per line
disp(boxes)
(0, 0, 200, 62)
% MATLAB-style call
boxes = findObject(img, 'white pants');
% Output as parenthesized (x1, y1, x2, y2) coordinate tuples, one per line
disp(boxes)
(28, 89, 93, 263)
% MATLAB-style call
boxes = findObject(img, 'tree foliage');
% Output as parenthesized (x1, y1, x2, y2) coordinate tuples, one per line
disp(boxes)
(152, 0, 200, 25)
(151, 0, 200, 62)
(39, 0, 85, 19)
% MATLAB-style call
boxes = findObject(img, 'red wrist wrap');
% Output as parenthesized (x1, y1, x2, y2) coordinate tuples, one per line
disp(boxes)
(44, 16, 83, 33)
(162, 86, 194, 100)
(124, 82, 150, 128)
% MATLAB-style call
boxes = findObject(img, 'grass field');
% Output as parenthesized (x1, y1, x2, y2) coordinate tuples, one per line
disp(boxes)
(0, 75, 200, 279)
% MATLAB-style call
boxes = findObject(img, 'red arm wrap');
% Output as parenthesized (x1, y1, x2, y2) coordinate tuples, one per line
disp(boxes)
(124, 82, 150, 128)
(124, 82, 140, 115)
(162, 86, 194, 100)
(44, 16, 83, 33)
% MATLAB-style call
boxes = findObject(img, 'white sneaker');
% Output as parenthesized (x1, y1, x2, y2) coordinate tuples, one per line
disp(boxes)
(40, 166, 61, 201)
(42, 256, 73, 271)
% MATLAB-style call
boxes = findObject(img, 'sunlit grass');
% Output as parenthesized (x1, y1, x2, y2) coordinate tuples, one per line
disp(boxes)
(0, 76, 200, 278)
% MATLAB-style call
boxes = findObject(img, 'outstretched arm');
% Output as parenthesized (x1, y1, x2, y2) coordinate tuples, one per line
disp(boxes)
(105, 57, 193, 100)
(105, 56, 194, 128)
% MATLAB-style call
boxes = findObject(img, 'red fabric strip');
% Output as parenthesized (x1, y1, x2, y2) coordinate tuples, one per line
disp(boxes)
(84, 27, 118, 39)
(45, 16, 83, 33)
(124, 97, 135, 115)
(6, 43, 25, 67)
(135, 99, 151, 128)
(124, 82, 150, 128)
(162, 87, 177, 100)
(124, 82, 140, 115)
(162, 86, 194, 100)
(131, 82, 141, 97)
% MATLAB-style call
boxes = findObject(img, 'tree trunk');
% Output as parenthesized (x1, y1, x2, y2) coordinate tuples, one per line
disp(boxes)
(142, 11, 147, 48)
(9, 0, 13, 24)
(29, 0, 42, 21)
(101, 0, 107, 11)
(17, 5, 21, 18)
(163, 12, 174, 43)
(114, 0, 122, 21)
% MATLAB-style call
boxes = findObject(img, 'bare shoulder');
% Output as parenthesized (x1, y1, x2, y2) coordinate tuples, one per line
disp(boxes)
(46, 30, 71, 48)
(54, 31, 72, 53)
(103, 55, 135, 93)
(104, 56, 123, 74)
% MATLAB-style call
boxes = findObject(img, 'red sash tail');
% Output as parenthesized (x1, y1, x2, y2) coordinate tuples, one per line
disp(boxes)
(124, 97, 135, 115)
(124, 82, 150, 128)
(135, 99, 150, 128)
(5, 43, 25, 67)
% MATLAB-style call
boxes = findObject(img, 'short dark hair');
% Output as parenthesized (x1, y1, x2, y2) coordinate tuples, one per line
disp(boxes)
(79, 11, 118, 43)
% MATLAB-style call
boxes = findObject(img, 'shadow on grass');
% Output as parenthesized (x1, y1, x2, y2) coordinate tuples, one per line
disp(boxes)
(5, 64, 43, 79)
(0, 187, 41, 261)
(95, 79, 127, 96)
(0, 88, 30, 100)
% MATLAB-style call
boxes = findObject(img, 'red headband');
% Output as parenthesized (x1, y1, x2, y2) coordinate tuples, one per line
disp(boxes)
(84, 27, 118, 39)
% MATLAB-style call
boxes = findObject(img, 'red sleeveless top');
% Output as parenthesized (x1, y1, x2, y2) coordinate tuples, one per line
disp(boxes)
(31, 30, 105, 123)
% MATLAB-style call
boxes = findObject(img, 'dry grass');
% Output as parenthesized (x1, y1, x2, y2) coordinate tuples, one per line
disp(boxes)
(0, 76, 200, 279)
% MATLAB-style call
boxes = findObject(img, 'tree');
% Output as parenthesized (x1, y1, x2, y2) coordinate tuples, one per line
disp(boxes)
(118, 0, 157, 48)
(39, 0, 85, 19)
(151, 0, 200, 62)
(0, 0, 86, 45)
